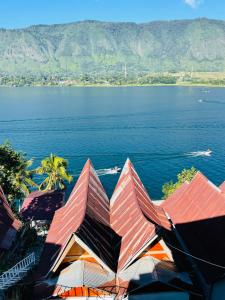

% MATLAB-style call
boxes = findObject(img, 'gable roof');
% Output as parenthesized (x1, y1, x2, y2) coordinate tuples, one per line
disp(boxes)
(0, 187, 21, 250)
(20, 190, 64, 222)
(37, 159, 115, 278)
(161, 172, 225, 283)
(34, 260, 115, 299)
(118, 256, 192, 291)
(110, 159, 170, 271)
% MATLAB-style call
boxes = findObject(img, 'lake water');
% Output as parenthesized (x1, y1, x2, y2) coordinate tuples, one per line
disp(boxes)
(0, 86, 225, 199)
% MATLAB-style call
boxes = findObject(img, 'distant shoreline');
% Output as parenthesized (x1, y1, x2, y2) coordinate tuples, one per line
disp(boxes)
(1, 83, 225, 88)
(1, 72, 225, 88)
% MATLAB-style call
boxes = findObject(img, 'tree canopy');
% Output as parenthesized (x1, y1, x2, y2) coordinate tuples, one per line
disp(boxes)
(36, 154, 72, 191)
(0, 142, 36, 201)
(162, 167, 197, 199)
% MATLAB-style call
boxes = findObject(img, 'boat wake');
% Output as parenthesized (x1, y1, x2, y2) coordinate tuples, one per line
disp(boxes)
(186, 150, 212, 157)
(72, 167, 121, 177)
(71, 151, 212, 178)
(198, 99, 225, 105)
(96, 167, 121, 176)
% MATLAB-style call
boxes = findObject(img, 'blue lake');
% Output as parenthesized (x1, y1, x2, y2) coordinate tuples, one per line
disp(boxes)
(0, 86, 225, 199)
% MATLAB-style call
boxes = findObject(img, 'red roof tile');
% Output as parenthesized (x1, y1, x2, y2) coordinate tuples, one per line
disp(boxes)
(20, 190, 64, 222)
(38, 159, 115, 278)
(0, 187, 21, 250)
(110, 159, 170, 271)
(162, 172, 225, 283)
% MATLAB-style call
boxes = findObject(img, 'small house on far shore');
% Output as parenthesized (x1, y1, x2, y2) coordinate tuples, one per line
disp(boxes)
(20, 190, 65, 231)
(0, 187, 21, 255)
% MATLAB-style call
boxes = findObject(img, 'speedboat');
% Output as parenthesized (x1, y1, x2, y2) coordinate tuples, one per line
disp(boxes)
(188, 149, 212, 157)
(111, 166, 121, 173)
(205, 149, 212, 156)
(197, 149, 212, 156)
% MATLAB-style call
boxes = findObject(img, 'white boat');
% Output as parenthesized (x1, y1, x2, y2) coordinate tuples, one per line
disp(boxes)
(111, 166, 121, 173)
(188, 149, 212, 157)
(205, 149, 212, 156)
(96, 166, 122, 176)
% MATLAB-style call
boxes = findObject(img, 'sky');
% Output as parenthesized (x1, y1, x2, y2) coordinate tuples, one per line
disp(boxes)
(0, 0, 224, 29)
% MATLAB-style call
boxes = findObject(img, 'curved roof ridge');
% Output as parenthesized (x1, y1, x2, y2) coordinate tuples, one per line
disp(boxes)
(110, 159, 160, 270)
(37, 159, 114, 277)
(123, 159, 169, 229)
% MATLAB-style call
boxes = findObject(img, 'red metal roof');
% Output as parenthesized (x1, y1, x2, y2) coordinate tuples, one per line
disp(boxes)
(110, 159, 170, 271)
(38, 159, 115, 278)
(0, 187, 21, 250)
(20, 190, 64, 222)
(161, 172, 225, 283)
(219, 181, 225, 193)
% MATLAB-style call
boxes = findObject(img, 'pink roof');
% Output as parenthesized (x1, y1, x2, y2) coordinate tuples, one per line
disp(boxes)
(220, 181, 225, 193)
(38, 159, 114, 277)
(0, 187, 21, 250)
(162, 172, 225, 224)
(110, 159, 170, 271)
(161, 172, 225, 283)
(20, 190, 64, 221)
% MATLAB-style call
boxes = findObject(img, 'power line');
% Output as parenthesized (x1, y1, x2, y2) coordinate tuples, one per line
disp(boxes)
(167, 242, 225, 270)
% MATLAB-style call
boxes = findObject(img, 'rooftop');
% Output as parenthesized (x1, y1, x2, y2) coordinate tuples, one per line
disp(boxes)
(0, 187, 21, 251)
(20, 190, 65, 222)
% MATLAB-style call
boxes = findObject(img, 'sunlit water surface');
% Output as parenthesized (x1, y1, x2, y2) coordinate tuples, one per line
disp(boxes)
(0, 86, 225, 199)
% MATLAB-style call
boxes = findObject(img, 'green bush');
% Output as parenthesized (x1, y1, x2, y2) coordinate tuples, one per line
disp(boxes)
(162, 167, 197, 199)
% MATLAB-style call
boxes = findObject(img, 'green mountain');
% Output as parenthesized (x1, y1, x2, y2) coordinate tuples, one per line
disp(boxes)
(0, 18, 225, 76)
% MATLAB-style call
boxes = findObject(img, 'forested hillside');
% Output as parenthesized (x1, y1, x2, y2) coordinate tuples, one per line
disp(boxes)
(0, 18, 225, 77)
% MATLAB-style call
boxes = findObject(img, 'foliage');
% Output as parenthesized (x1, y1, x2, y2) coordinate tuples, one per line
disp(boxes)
(36, 154, 72, 191)
(0, 18, 225, 79)
(162, 167, 197, 199)
(0, 142, 37, 202)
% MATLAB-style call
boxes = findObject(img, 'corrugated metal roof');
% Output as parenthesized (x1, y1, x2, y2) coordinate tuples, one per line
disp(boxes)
(35, 260, 115, 299)
(110, 159, 170, 271)
(118, 256, 191, 287)
(55, 260, 115, 290)
(161, 172, 225, 283)
(37, 159, 115, 278)
(219, 181, 225, 193)
(20, 190, 64, 222)
(0, 187, 21, 250)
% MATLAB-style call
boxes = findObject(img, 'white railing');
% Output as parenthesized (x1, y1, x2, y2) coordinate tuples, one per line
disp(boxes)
(0, 252, 35, 290)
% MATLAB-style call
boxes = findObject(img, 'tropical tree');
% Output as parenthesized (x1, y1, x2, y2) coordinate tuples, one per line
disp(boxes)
(162, 167, 197, 199)
(0, 142, 37, 202)
(36, 154, 72, 191)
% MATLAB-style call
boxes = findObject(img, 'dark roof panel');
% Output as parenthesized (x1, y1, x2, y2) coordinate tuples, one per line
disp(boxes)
(0, 187, 21, 250)
(162, 172, 225, 283)
(20, 190, 64, 221)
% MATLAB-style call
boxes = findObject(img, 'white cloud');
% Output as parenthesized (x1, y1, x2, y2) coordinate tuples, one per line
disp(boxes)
(184, 0, 203, 8)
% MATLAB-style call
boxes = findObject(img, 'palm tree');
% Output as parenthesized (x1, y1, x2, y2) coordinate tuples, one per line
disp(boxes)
(36, 154, 72, 191)
(13, 159, 37, 197)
